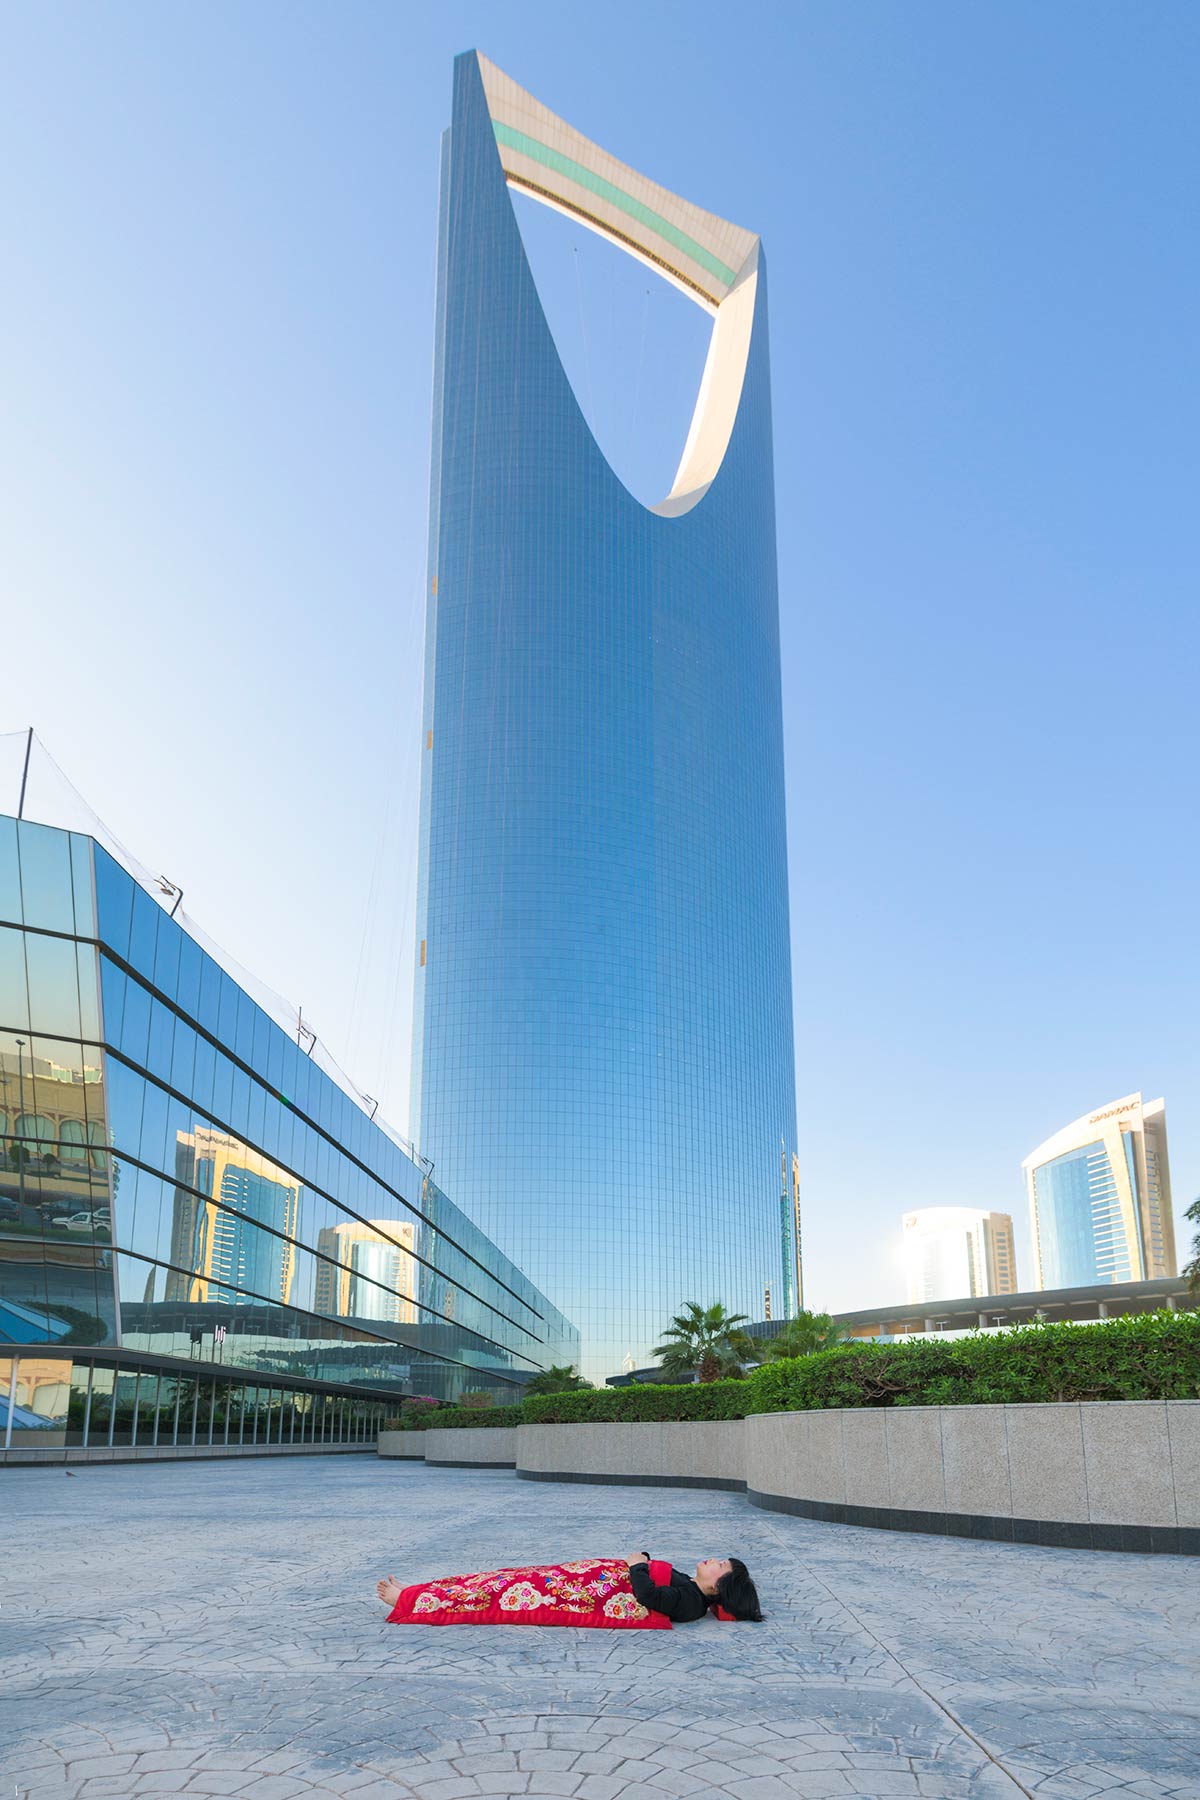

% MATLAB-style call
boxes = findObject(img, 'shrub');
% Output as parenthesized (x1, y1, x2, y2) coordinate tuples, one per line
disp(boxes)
(746, 1313, 1200, 1411)
(460, 1389, 494, 1410)
(425, 1403, 524, 1431)
(397, 1396, 442, 1430)
(522, 1380, 749, 1424)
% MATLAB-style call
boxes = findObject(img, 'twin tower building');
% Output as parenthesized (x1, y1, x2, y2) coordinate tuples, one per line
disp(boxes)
(408, 53, 800, 1376)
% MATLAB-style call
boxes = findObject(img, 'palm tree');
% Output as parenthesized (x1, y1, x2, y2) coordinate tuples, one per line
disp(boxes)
(523, 1364, 594, 1395)
(755, 1309, 850, 1361)
(653, 1301, 757, 1384)
(1184, 1197, 1200, 1293)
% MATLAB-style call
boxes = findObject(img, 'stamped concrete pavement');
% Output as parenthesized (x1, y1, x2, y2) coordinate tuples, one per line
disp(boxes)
(2, 1458, 1197, 1800)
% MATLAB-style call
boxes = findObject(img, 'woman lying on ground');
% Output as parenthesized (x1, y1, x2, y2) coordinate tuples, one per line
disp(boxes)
(375, 1550, 763, 1629)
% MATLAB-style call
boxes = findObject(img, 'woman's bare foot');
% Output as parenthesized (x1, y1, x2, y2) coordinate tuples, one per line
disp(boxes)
(376, 1575, 402, 1608)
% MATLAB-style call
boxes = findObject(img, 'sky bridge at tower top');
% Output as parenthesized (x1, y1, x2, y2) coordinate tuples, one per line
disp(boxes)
(473, 51, 762, 519)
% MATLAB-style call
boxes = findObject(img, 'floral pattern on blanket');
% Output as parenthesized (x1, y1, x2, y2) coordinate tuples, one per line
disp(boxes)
(386, 1557, 669, 1629)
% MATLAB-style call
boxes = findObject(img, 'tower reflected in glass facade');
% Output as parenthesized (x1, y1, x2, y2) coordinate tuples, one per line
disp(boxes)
(411, 54, 799, 1376)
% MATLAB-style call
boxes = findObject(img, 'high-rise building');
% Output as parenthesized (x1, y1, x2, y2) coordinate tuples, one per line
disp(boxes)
(410, 53, 798, 1376)
(901, 1208, 1018, 1304)
(1023, 1093, 1176, 1289)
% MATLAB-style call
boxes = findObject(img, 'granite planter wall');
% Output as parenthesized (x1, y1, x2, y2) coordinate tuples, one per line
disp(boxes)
(397, 1404, 1199, 1553)
(745, 1401, 1200, 1554)
(516, 1419, 745, 1490)
(423, 1426, 517, 1467)
(377, 1431, 427, 1460)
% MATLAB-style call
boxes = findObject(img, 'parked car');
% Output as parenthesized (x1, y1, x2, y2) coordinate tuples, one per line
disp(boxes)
(61, 1213, 99, 1232)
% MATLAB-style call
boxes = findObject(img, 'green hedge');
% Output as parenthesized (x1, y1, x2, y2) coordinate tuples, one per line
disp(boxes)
(747, 1314, 1200, 1410)
(522, 1380, 749, 1424)
(404, 1316, 1200, 1428)
(417, 1403, 524, 1431)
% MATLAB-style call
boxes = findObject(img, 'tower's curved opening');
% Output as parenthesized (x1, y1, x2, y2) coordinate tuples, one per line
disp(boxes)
(512, 189, 713, 512)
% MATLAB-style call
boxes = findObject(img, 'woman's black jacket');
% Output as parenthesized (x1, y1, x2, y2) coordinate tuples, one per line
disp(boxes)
(628, 1561, 710, 1622)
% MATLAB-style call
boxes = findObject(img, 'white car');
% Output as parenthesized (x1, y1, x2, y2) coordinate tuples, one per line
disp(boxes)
(61, 1213, 99, 1232)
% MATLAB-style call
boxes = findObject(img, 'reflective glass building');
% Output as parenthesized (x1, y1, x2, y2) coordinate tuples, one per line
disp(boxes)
(1023, 1092, 1176, 1290)
(411, 54, 799, 1376)
(0, 813, 576, 1456)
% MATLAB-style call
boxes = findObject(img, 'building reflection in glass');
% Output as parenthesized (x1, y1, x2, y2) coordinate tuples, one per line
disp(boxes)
(314, 1220, 417, 1325)
(0, 1037, 116, 1345)
(166, 1128, 300, 1307)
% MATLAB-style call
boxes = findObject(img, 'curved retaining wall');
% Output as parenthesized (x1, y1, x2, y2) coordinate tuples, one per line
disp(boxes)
(517, 1420, 744, 1489)
(745, 1401, 1200, 1553)
(377, 1431, 427, 1460)
(423, 1426, 517, 1467)
(381, 1405, 1200, 1553)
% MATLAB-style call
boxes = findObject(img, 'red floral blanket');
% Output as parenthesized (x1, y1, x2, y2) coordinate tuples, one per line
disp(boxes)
(386, 1557, 672, 1629)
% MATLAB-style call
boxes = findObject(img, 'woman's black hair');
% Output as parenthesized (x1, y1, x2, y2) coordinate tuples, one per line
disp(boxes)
(713, 1558, 763, 1622)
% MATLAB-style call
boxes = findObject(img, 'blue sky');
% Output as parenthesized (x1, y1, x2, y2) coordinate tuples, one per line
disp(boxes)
(3, 1, 1196, 1313)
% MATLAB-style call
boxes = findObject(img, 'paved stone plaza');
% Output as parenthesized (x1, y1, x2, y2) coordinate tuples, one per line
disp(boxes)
(2, 1458, 1198, 1800)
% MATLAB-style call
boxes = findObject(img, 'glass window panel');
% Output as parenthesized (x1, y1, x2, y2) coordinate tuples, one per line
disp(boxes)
(127, 886, 161, 981)
(119, 978, 152, 1067)
(196, 1376, 215, 1445)
(191, 1034, 216, 1115)
(146, 1001, 175, 1083)
(0, 928, 31, 1032)
(0, 817, 21, 923)
(87, 1365, 115, 1443)
(175, 1376, 198, 1446)
(66, 1361, 91, 1446)
(224, 1382, 244, 1444)
(137, 1083, 169, 1174)
(17, 823, 75, 936)
(76, 944, 101, 1042)
(139, 1370, 161, 1443)
(197, 957, 222, 1035)
(70, 835, 96, 939)
(234, 991, 255, 1065)
(251, 1010, 271, 1080)
(24, 933, 82, 1038)
(153, 922, 181, 1004)
(266, 1029, 284, 1098)
(110, 1369, 139, 1446)
(98, 956, 126, 1048)
(93, 848, 133, 961)
(170, 1020, 197, 1095)
(5, 1355, 67, 1443)
(212, 1378, 233, 1445)
(176, 936, 202, 1022)
(217, 976, 239, 1051)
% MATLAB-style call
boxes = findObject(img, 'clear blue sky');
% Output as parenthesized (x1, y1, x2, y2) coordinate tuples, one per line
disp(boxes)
(3, 1, 1196, 1312)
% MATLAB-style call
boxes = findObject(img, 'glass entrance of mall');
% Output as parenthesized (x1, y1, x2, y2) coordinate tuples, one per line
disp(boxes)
(0, 1353, 390, 1454)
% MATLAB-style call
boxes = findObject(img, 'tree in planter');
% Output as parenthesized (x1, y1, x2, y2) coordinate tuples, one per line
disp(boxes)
(523, 1364, 594, 1395)
(755, 1310, 850, 1360)
(653, 1301, 757, 1383)
(1185, 1196, 1200, 1292)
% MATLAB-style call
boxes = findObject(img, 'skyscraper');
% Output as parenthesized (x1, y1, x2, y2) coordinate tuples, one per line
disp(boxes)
(901, 1208, 1018, 1305)
(410, 54, 798, 1375)
(1023, 1093, 1176, 1289)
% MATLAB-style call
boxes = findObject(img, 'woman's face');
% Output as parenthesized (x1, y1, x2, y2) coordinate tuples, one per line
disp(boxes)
(694, 1557, 733, 1591)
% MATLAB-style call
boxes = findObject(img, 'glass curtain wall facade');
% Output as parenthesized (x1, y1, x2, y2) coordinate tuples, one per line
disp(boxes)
(1023, 1093, 1177, 1289)
(0, 813, 577, 1450)
(411, 54, 799, 1377)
